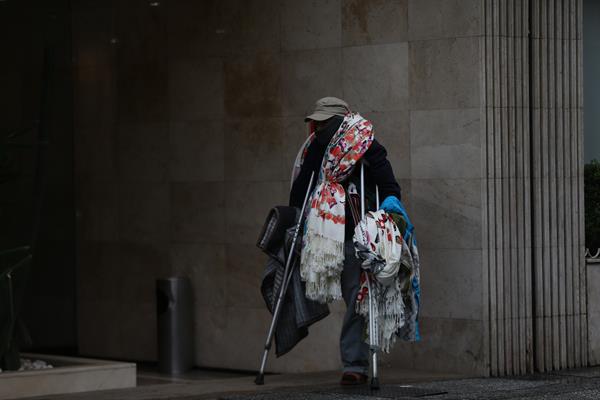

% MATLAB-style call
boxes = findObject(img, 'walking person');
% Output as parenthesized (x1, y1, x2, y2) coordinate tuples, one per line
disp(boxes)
(289, 97, 402, 385)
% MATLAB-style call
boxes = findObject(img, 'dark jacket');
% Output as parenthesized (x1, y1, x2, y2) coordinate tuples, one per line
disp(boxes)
(289, 116, 402, 240)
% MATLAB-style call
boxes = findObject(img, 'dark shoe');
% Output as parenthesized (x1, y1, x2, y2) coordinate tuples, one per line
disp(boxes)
(340, 372, 368, 386)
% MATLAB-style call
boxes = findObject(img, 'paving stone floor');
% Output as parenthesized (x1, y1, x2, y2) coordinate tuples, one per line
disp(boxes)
(217, 368, 600, 400)
(18, 366, 600, 400)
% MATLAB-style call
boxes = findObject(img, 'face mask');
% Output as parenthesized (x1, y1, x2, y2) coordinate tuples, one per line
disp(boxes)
(313, 116, 343, 144)
(315, 117, 336, 133)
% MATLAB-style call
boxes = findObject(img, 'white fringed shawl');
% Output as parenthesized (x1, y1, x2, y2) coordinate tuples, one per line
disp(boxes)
(353, 210, 408, 353)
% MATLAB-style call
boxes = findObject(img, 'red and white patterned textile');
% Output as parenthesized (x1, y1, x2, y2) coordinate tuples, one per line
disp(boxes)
(293, 113, 374, 303)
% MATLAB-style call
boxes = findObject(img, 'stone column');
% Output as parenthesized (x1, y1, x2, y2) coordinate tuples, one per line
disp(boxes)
(482, 0, 587, 375)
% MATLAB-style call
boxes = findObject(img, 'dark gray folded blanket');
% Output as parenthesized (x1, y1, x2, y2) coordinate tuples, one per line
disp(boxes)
(257, 206, 330, 357)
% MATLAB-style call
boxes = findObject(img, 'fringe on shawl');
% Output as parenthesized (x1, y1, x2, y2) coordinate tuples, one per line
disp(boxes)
(300, 232, 344, 303)
(356, 270, 406, 354)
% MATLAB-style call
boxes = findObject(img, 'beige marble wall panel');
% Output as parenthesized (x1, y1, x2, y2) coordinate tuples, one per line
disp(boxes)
(167, 0, 281, 57)
(170, 243, 227, 307)
(224, 53, 282, 118)
(118, 182, 170, 243)
(170, 181, 225, 243)
(411, 108, 481, 179)
(116, 62, 168, 124)
(411, 178, 482, 250)
(77, 242, 121, 302)
(282, 117, 311, 175)
(169, 57, 224, 121)
(343, 43, 409, 113)
(224, 181, 289, 246)
(78, 300, 124, 359)
(281, 0, 341, 51)
(220, 0, 282, 54)
(410, 37, 480, 110)
(76, 181, 119, 241)
(363, 110, 410, 180)
(342, 0, 408, 46)
(225, 244, 269, 309)
(166, 0, 228, 59)
(224, 118, 287, 182)
(386, 317, 484, 375)
(281, 48, 343, 117)
(114, 1, 167, 68)
(408, 0, 482, 41)
(169, 120, 225, 182)
(116, 242, 170, 303)
(193, 305, 344, 373)
(419, 249, 483, 320)
(116, 123, 169, 182)
(118, 301, 157, 361)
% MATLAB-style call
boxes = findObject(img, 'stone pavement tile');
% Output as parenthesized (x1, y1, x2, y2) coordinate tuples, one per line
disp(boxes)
(220, 393, 390, 400)
(17, 369, 464, 400)
(18, 371, 600, 400)
(136, 363, 251, 385)
(314, 384, 447, 398)
(26, 366, 600, 400)
(212, 376, 600, 400)
(408, 379, 551, 399)
(409, 375, 600, 400)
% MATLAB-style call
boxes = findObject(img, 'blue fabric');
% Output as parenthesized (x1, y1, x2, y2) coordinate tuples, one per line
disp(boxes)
(380, 196, 414, 242)
(379, 195, 421, 342)
(412, 275, 421, 341)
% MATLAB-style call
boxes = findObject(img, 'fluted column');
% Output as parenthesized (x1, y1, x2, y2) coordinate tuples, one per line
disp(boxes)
(482, 0, 586, 375)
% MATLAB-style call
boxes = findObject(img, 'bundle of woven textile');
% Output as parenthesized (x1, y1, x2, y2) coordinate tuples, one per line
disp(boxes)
(353, 208, 420, 353)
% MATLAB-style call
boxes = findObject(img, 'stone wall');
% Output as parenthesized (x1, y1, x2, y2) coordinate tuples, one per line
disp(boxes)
(73, 0, 488, 375)
(383, 0, 485, 375)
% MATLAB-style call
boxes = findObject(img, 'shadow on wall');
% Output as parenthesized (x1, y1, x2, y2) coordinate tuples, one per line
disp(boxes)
(0, 0, 77, 358)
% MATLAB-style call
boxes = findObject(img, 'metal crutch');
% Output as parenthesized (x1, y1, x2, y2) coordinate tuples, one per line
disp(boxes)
(255, 171, 315, 385)
(360, 162, 380, 390)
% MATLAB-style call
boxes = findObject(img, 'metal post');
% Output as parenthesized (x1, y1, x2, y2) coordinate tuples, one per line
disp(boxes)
(255, 172, 314, 385)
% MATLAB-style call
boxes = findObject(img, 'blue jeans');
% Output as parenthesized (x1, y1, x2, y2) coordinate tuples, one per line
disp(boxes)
(340, 241, 369, 374)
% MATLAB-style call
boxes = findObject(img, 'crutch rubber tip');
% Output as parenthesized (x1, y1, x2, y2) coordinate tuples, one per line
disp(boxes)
(370, 377, 380, 390)
(254, 374, 265, 385)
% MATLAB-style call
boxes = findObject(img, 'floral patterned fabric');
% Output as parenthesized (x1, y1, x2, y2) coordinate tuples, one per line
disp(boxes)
(353, 210, 409, 353)
(297, 113, 374, 303)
